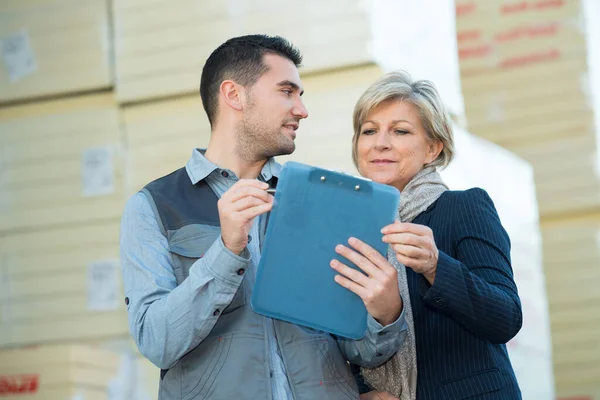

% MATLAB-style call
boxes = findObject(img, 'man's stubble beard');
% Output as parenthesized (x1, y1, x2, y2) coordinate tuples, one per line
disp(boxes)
(235, 102, 295, 162)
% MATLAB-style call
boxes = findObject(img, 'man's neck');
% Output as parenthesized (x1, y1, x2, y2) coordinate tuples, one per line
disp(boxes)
(205, 133, 267, 180)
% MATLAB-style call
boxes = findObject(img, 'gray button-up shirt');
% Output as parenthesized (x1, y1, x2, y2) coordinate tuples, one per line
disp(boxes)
(120, 149, 407, 399)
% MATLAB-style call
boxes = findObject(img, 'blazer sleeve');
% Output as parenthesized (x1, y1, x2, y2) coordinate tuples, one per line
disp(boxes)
(418, 188, 523, 344)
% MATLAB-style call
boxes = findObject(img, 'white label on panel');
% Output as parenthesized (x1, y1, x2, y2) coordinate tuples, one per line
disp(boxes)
(1, 29, 37, 82)
(87, 260, 119, 311)
(82, 146, 115, 197)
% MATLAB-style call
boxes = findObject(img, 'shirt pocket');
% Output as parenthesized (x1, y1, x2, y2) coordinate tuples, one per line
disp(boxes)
(286, 334, 357, 398)
(181, 333, 233, 400)
(168, 224, 246, 314)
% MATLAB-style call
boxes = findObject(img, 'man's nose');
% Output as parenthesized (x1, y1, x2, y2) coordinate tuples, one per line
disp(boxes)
(292, 99, 308, 119)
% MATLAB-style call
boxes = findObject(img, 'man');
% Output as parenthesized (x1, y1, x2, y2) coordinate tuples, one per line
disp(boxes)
(120, 34, 407, 400)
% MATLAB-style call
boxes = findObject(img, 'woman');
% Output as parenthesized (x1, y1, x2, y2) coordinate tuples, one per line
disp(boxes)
(337, 71, 523, 399)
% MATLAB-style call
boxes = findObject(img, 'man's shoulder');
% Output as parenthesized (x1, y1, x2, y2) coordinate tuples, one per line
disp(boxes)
(144, 167, 188, 192)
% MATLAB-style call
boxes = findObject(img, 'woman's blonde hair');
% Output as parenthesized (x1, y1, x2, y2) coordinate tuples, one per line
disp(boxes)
(352, 71, 455, 170)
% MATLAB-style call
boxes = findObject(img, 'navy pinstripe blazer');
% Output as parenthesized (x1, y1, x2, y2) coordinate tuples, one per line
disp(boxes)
(355, 188, 523, 399)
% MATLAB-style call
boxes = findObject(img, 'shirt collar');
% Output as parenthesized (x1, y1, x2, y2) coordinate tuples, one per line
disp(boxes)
(185, 148, 281, 184)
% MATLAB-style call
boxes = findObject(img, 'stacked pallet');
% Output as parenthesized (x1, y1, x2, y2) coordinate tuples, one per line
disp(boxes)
(0, 3, 141, 398)
(456, 0, 600, 397)
(0, 345, 158, 400)
(121, 95, 210, 194)
(0, 94, 124, 231)
(456, 0, 597, 216)
(112, 0, 372, 103)
(0, 94, 128, 347)
(0, 0, 112, 104)
(541, 213, 600, 400)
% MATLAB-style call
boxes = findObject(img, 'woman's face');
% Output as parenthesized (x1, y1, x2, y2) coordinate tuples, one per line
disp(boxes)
(357, 100, 442, 192)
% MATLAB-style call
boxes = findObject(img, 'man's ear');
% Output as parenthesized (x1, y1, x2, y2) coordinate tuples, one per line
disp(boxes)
(220, 80, 244, 112)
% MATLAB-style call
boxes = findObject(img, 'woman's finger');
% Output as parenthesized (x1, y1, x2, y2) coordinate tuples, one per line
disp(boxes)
(395, 252, 429, 271)
(382, 222, 432, 236)
(391, 243, 427, 259)
(382, 232, 425, 247)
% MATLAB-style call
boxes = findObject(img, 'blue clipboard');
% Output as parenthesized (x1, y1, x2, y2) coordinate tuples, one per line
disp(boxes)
(251, 161, 400, 339)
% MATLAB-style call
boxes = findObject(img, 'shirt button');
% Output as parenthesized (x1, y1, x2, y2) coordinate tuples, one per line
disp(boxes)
(213, 309, 221, 316)
(378, 331, 388, 336)
(221, 170, 229, 178)
(237, 268, 245, 276)
(247, 235, 252, 243)
(124, 297, 129, 306)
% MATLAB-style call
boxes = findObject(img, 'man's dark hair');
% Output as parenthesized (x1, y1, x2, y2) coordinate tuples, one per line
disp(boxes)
(200, 34, 302, 127)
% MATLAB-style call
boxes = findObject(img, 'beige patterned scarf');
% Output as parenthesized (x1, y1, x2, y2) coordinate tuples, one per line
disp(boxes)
(361, 166, 448, 399)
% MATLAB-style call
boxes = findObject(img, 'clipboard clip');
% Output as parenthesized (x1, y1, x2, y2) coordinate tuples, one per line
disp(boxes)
(308, 169, 372, 194)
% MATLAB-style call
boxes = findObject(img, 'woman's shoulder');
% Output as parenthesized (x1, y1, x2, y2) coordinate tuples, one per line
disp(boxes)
(435, 187, 496, 213)
(433, 187, 506, 238)
(429, 188, 503, 230)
